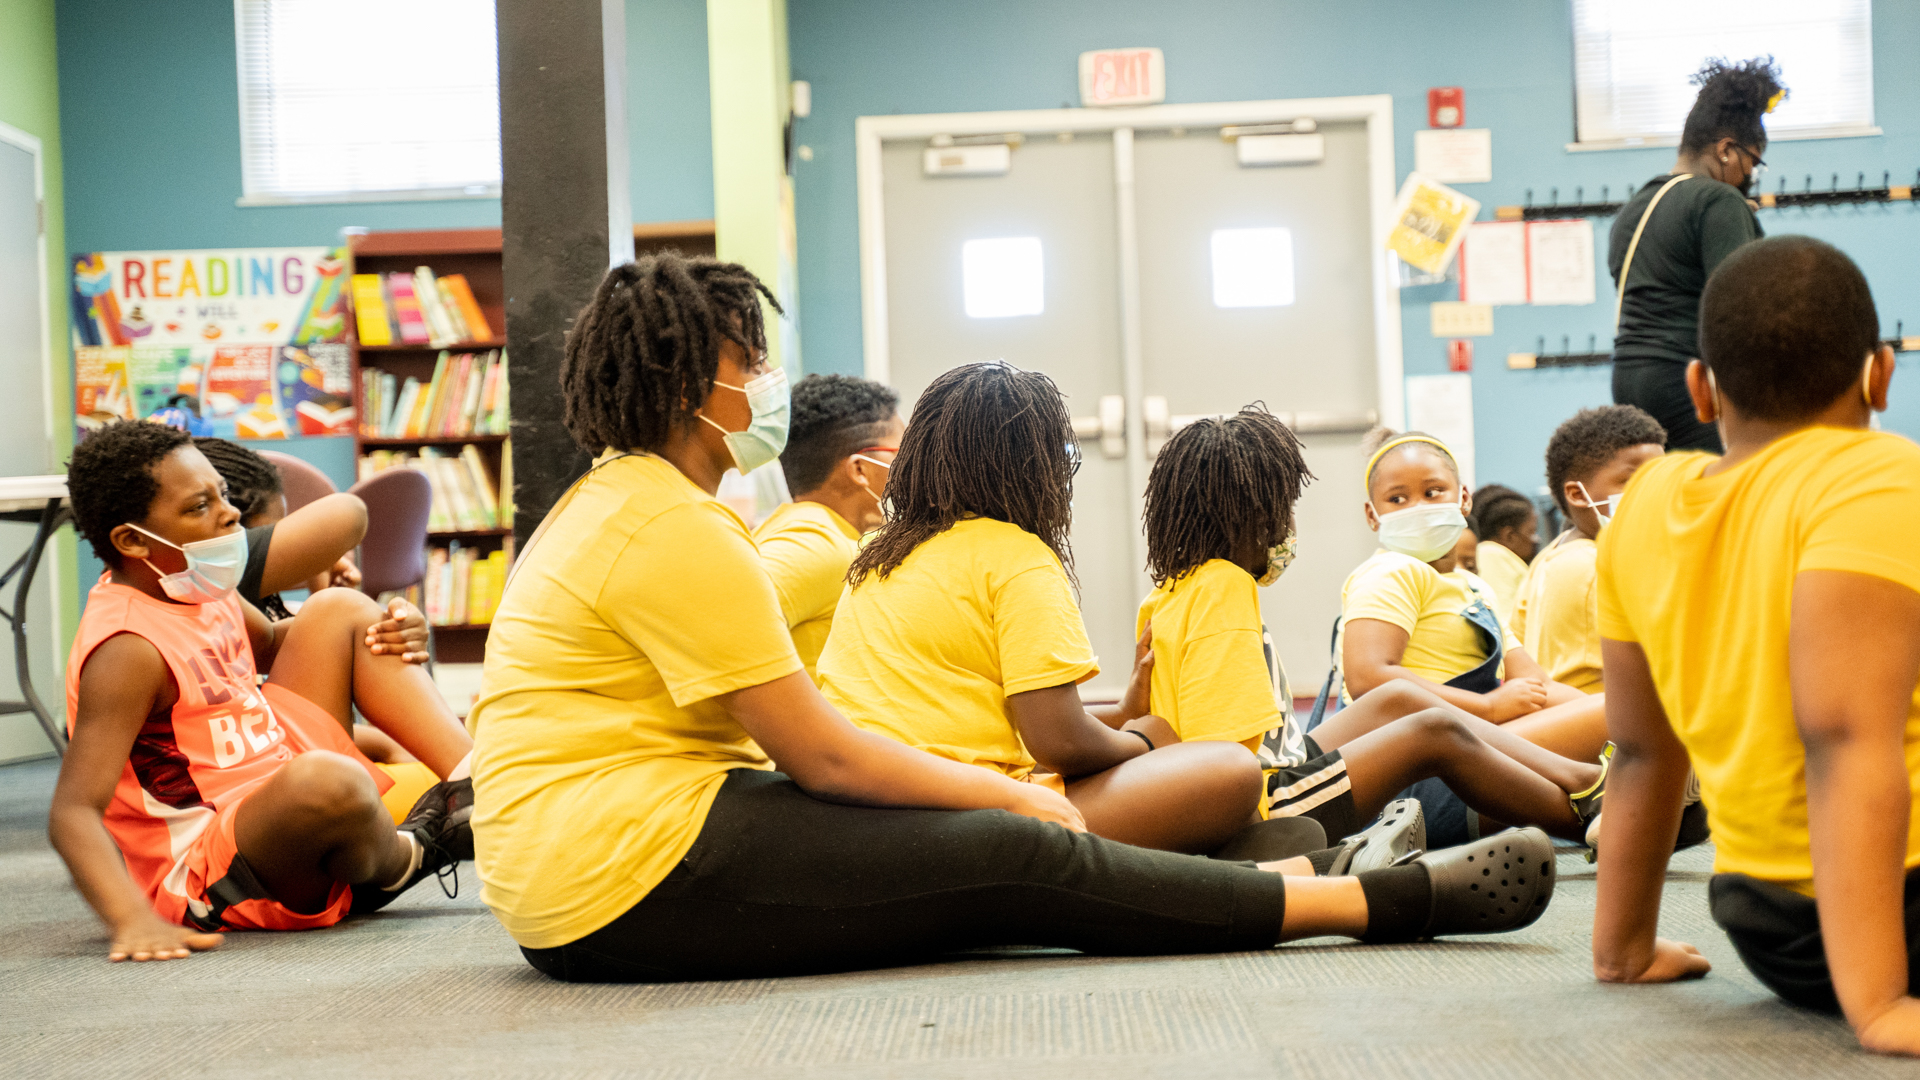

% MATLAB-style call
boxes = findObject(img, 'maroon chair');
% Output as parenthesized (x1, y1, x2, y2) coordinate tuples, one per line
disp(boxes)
(258, 450, 338, 514)
(346, 467, 432, 597)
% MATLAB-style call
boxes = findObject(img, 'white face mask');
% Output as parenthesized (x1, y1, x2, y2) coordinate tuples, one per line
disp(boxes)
(850, 453, 892, 508)
(700, 366, 791, 474)
(1375, 500, 1468, 563)
(128, 524, 248, 604)
(1572, 482, 1621, 530)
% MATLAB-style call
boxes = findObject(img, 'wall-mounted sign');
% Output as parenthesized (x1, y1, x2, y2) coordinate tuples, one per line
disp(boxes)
(71, 246, 353, 439)
(1385, 173, 1480, 277)
(1079, 48, 1164, 107)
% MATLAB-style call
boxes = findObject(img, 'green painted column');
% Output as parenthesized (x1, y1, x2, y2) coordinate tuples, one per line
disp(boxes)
(707, 0, 800, 374)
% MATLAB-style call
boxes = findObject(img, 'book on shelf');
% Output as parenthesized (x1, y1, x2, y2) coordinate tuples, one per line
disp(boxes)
(357, 350, 510, 438)
(360, 442, 507, 531)
(384, 273, 432, 345)
(420, 543, 508, 627)
(350, 274, 393, 346)
(349, 264, 493, 348)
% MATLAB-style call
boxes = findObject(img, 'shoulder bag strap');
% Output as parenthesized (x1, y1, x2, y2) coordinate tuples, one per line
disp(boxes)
(1613, 174, 1693, 333)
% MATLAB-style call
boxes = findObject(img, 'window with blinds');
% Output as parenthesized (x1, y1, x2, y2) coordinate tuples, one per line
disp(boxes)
(1572, 0, 1876, 149)
(235, 0, 501, 205)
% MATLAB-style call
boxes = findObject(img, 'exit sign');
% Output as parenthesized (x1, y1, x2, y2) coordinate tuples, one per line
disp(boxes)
(1079, 48, 1165, 107)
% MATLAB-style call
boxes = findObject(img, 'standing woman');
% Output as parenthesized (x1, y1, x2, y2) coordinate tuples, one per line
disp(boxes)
(1609, 57, 1784, 453)
(467, 253, 1555, 984)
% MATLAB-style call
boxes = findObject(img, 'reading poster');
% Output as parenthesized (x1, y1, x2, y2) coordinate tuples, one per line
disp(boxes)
(71, 246, 351, 439)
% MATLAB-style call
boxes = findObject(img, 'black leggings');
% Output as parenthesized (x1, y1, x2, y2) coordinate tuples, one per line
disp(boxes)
(520, 769, 1290, 982)
(1613, 358, 1723, 453)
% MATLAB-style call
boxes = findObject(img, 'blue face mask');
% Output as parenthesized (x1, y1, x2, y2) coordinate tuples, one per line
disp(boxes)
(700, 366, 790, 474)
(128, 523, 248, 604)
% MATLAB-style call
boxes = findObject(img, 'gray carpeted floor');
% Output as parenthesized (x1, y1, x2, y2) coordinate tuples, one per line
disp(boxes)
(3, 758, 1913, 1080)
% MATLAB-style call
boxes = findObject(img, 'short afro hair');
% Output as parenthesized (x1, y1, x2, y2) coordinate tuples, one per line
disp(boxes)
(194, 437, 282, 523)
(779, 374, 900, 496)
(1700, 235, 1880, 423)
(68, 421, 193, 565)
(1470, 484, 1535, 541)
(1682, 57, 1786, 156)
(1544, 406, 1667, 516)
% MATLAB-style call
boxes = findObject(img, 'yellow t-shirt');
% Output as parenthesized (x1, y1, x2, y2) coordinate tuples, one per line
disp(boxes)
(1511, 533, 1603, 694)
(819, 517, 1099, 779)
(752, 500, 862, 683)
(468, 454, 802, 949)
(1475, 540, 1530, 627)
(1135, 559, 1286, 750)
(1597, 427, 1920, 893)
(1339, 550, 1517, 699)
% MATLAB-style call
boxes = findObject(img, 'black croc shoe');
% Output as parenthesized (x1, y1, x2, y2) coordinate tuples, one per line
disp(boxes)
(350, 777, 472, 915)
(1417, 827, 1556, 937)
(1328, 798, 1426, 876)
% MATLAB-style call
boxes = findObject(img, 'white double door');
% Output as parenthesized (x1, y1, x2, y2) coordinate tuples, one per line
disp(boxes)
(867, 99, 1400, 695)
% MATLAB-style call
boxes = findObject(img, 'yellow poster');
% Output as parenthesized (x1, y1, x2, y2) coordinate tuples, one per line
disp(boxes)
(1386, 172, 1481, 275)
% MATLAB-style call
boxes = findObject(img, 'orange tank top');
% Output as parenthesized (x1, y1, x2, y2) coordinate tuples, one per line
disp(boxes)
(65, 577, 380, 920)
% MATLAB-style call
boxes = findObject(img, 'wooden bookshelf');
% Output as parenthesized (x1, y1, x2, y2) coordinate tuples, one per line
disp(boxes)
(346, 221, 716, 661)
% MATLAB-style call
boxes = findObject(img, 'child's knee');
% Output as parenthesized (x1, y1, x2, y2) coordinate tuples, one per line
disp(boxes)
(299, 586, 383, 626)
(1378, 678, 1441, 715)
(1189, 741, 1262, 810)
(279, 751, 384, 826)
(1406, 707, 1475, 749)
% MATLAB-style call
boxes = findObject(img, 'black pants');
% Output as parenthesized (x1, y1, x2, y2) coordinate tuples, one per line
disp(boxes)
(520, 769, 1290, 983)
(1710, 870, 1920, 1013)
(1613, 357, 1723, 453)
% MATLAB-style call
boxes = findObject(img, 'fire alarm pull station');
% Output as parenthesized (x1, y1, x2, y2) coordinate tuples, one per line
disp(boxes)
(1428, 87, 1464, 128)
(1448, 339, 1473, 373)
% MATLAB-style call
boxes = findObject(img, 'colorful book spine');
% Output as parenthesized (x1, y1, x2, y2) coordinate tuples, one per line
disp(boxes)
(440, 275, 491, 341)
(414, 266, 461, 347)
(436, 279, 473, 343)
(351, 274, 393, 346)
(385, 273, 431, 345)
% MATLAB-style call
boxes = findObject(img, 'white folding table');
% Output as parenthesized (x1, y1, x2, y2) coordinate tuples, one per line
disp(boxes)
(0, 475, 71, 756)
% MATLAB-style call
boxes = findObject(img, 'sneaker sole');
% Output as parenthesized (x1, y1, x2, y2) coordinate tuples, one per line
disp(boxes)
(1419, 827, 1556, 937)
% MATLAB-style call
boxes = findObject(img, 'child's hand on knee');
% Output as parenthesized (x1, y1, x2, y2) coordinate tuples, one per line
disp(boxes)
(365, 597, 430, 664)
(1487, 678, 1548, 721)
(109, 912, 223, 963)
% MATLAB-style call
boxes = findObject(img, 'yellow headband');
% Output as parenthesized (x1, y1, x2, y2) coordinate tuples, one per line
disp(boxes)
(1363, 435, 1456, 494)
(1766, 90, 1785, 114)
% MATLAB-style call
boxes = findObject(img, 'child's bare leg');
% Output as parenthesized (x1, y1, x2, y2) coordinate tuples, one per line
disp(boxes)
(266, 588, 471, 779)
(1314, 678, 1602, 790)
(1500, 693, 1609, 764)
(1270, 874, 1369, 940)
(1338, 709, 1587, 840)
(232, 751, 414, 913)
(1065, 741, 1262, 854)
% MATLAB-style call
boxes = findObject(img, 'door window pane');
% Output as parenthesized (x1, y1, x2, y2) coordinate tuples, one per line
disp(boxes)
(962, 237, 1045, 318)
(1211, 228, 1294, 308)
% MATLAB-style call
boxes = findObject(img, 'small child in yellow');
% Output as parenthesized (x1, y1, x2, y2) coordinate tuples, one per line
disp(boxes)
(1592, 235, 1920, 1054)
(753, 375, 902, 682)
(1512, 406, 1665, 696)
(1136, 406, 1606, 862)
(1467, 484, 1537, 626)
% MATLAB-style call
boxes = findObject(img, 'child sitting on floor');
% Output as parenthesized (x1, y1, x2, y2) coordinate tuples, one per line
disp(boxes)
(1592, 235, 1920, 1055)
(48, 422, 475, 964)
(1135, 405, 1606, 864)
(1512, 407, 1666, 697)
(1467, 483, 1537, 625)
(754, 374, 901, 682)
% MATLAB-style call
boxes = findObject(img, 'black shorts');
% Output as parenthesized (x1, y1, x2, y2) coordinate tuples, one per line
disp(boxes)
(1264, 735, 1364, 842)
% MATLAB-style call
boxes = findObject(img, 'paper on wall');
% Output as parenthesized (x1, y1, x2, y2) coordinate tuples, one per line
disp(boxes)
(1414, 128, 1492, 184)
(1460, 221, 1529, 306)
(1405, 373, 1475, 490)
(1526, 219, 1596, 306)
(1386, 173, 1480, 276)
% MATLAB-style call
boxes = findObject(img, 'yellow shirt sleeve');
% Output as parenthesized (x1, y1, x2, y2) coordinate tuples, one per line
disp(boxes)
(757, 518, 852, 631)
(995, 564, 1100, 695)
(1797, 444, 1920, 596)
(598, 500, 804, 706)
(1343, 556, 1429, 634)
(1172, 628, 1286, 744)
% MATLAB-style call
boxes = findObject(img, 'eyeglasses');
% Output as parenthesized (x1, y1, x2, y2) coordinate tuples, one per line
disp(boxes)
(852, 446, 899, 457)
(1740, 145, 1768, 178)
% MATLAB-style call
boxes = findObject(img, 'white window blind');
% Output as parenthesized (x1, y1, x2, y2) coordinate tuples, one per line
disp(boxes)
(235, 0, 501, 205)
(1572, 0, 1876, 149)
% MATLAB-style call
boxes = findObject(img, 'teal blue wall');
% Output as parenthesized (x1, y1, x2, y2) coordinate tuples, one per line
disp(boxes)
(787, 0, 1920, 500)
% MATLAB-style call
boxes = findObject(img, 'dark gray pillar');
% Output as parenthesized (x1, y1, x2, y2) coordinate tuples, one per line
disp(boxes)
(497, 0, 635, 544)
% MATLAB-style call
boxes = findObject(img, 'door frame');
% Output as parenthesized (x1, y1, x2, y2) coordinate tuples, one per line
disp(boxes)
(0, 119, 63, 678)
(853, 95, 1405, 429)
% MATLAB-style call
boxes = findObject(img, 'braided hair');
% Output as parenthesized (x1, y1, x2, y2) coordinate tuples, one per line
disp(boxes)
(848, 362, 1077, 586)
(560, 253, 782, 455)
(1143, 405, 1314, 586)
(1681, 56, 1786, 155)
(194, 437, 282, 524)
(1469, 484, 1534, 543)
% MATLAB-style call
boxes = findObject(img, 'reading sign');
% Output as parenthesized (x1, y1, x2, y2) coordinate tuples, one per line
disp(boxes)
(1078, 48, 1165, 107)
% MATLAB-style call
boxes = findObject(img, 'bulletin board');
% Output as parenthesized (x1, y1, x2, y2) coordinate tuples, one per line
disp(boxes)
(70, 246, 355, 440)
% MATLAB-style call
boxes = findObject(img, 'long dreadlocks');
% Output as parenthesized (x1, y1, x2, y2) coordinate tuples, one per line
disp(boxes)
(848, 361, 1078, 586)
(194, 436, 282, 523)
(560, 252, 782, 455)
(1143, 404, 1314, 586)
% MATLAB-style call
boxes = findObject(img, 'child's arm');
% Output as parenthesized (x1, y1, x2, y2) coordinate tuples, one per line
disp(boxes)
(1591, 636, 1710, 984)
(1792, 569, 1920, 1054)
(48, 635, 225, 961)
(258, 493, 367, 596)
(1009, 683, 1171, 778)
(240, 596, 292, 669)
(1343, 618, 1546, 721)
(1087, 623, 1154, 729)
(1500, 648, 1588, 707)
